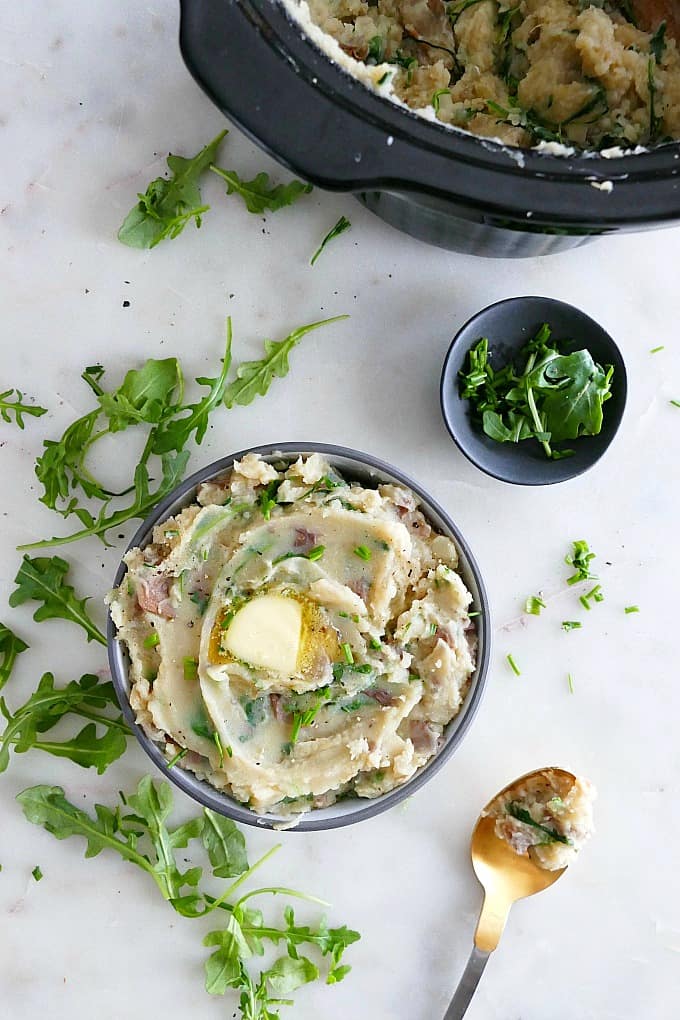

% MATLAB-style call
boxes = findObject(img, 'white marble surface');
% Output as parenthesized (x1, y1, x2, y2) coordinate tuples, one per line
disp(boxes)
(2, 3, 680, 1018)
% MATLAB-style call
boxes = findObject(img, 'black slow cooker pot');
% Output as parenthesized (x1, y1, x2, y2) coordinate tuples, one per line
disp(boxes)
(179, 0, 680, 258)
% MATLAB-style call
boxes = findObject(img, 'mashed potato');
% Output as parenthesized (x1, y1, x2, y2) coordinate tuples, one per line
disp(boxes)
(109, 454, 478, 816)
(484, 769, 596, 869)
(288, 0, 680, 149)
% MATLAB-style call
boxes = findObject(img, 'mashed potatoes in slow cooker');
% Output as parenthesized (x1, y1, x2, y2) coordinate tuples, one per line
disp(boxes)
(109, 454, 478, 816)
(290, 0, 680, 150)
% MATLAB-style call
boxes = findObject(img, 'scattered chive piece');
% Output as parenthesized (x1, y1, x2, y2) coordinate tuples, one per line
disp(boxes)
(625, 605, 640, 614)
(225, 743, 233, 757)
(143, 631, 160, 649)
(166, 748, 188, 769)
(650, 346, 665, 353)
(565, 540, 597, 585)
(353, 545, 372, 561)
(213, 731, 225, 768)
(567, 673, 575, 694)
(525, 595, 546, 616)
(585, 584, 604, 603)
(32, 866, 43, 882)
(579, 595, 591, 610)
(342, 642, 354, 665)
(338, 611, 349, 619)
(369, 637, 381, 650)
(506, 653, 521, 676)
(428, 622, 438, 637)
(310, 215, 352, 266)
(468, 610, 481, 618)
(562, 620, 582, 631)
(307, 545, 325, 561)
(183, 657, 198, 681)
(671, 400, 680, 408)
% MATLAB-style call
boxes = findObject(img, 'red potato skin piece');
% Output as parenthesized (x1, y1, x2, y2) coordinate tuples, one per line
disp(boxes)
(632, 0, 680, 41)
(137, 575, 175, 618)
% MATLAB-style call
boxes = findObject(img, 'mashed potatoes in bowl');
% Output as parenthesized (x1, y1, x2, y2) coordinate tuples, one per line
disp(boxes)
(107, 444, 490, 830)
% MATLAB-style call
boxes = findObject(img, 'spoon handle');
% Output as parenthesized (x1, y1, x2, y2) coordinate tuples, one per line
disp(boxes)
(442, 944, 490, 1020)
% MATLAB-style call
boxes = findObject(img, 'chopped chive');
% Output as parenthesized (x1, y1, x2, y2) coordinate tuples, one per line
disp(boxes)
(353, 545, 372, 561)
(650, 346, 665, 353)
(624, 605, 640, 614)
(468, 610, 481, 618)
(579, 595, 591, 610)
(213, 731, 225, 767)
(525, 595, 545, 616)
(307, 545, 325, 561)
(506, 653, 521, 676)
(567, 673, 575, 694)
(342, 642, 354, 665)
(225, 743, 233, 757)
(562, 620, 582, 631)
(671, 400, 680, 408)
(164, 529, 179, 538)
(586, 584, 604, 603)
(183, 657, 198, 681)
(429, 622, 438, 637)
(143, 631, 160, 649)
(166, 748, 188, 769)
(369, 637, 381, 650)
(32, 866, 43, 882)
(338, 611, 349, 619)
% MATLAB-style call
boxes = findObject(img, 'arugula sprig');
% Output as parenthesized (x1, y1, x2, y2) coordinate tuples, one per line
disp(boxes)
(21, 315, 345, 551)
(0, 623, 28, 691)
(118, 131, 228, 248)
(459, 324, 613, 459)
(0, 672, 129, 775)
(210, 167, 312, 215)
(10, 555, 107, 645)
(0, 389, 47, 428)
(18, 778, 359, 1019)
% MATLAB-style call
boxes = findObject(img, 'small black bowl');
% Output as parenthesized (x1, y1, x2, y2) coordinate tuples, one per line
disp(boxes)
(440, 296, 627, 485)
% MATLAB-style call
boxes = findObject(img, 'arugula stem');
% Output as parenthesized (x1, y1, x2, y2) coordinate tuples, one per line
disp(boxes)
(526, 385, 552, 458)
(235, 886, 330, 910)
(203, 843, 282, 914)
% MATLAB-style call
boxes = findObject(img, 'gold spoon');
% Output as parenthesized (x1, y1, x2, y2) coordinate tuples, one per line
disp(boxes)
(443, 767, 576, 1019)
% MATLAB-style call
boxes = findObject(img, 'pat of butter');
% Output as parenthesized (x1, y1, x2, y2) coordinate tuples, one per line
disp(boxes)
(223, 594, 302, 674)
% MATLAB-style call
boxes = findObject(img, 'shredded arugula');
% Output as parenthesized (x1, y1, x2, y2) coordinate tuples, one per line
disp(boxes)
(507, 801, 571, 845)
(0, 672, 130, 775)
(310, 217, 352, 266)
(10, 555, 107, 645)
(0, 623, 28, 691)
(118, 131, 228, 248)
(210, 167, 312, 215)
(18, 778, 359, 1018)
(459, 325, 613, 459)
(0, 389, 47, 428)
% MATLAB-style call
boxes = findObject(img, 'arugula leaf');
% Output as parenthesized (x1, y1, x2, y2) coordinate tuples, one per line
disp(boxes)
(202, 808, 249, 878)
(310, 216, 352, 266)
(266, 955, 319, 994)
(210, 167, 312, 214)
(9, 555, 106, 645)
(0, 623, 28, 691)
(533, 351, 612, 443)
(153, 321, 232, 453)
(507, 801, 571, 845)
(0, 389, 47, 428)
(223, 316, 348, 408)
(0, 672, 129, 774)
(98, 358, 183, 431)
(118, 130, 228, 248)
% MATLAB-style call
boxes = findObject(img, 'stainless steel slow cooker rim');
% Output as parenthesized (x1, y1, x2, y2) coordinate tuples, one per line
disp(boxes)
(107, 442, 492, 832)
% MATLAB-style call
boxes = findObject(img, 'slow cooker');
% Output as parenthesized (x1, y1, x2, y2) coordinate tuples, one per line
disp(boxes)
(179, 0, 680, 258)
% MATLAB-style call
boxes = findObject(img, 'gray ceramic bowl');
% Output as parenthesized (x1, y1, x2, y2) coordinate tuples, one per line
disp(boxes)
(108, 443, 491, 831)
(440, 296, 627, 485)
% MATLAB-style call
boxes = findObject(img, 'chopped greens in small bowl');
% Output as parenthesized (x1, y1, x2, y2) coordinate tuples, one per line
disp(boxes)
(440, 296, 627, 486)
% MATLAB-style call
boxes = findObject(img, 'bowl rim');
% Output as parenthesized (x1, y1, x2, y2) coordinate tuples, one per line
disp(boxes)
(107, 441, 491, 831)
(439, 295, 628, 486)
